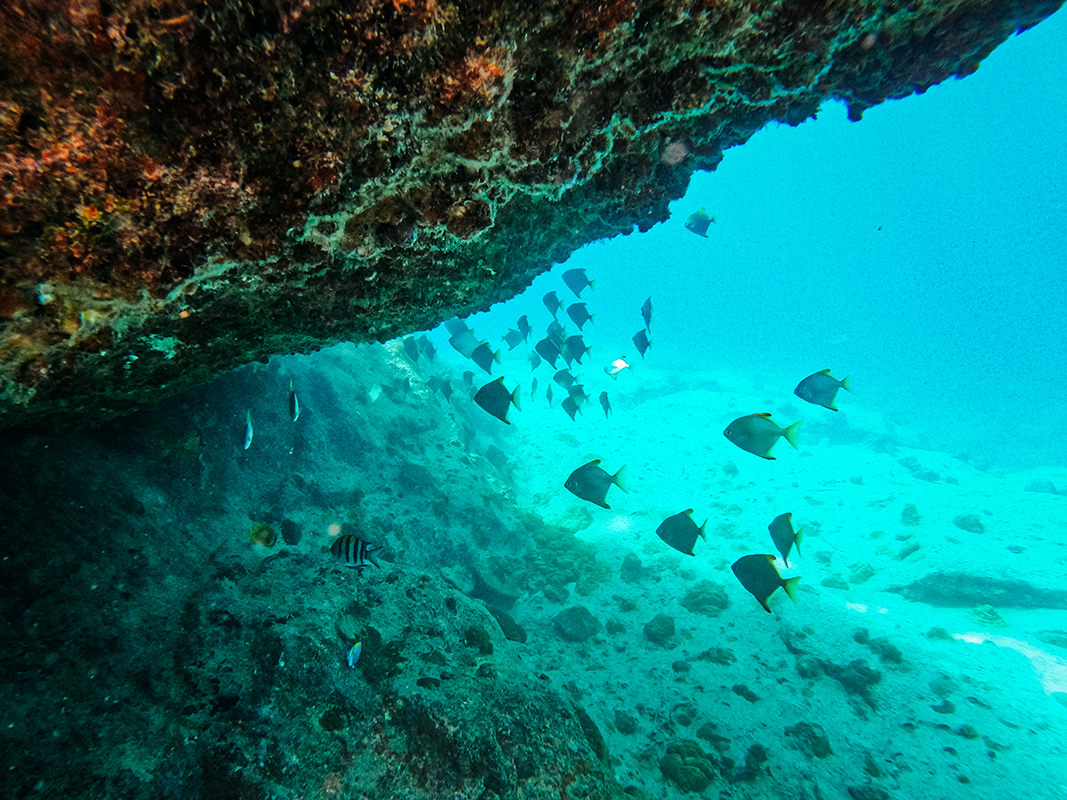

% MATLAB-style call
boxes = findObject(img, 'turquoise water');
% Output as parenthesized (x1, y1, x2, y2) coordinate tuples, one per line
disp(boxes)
(456, 7, 1067, 469)
(2, 8, 1066, 800)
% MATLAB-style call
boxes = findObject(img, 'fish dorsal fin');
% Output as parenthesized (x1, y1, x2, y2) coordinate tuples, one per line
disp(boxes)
(755, 412, 772, 419)
(820, 368, 832, 374)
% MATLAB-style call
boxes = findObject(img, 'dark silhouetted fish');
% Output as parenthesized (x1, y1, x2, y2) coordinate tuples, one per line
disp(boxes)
(564, 460, 628, 509)
(403, 336, 420, 363)
(632, 329, 651, 359)
(546, 384, 554, 406)
(768, 513, 804, 567)
(517, 315, 532, 341)
(531, 377, 538, 401)
(534, 337, 561, 368)
(599, 391, 610, 419)
(566, 303, 594, 330)
(562, 268, 594, 298)
(543, 291, 564, 318)
(529, 351, 542, 371)
(563, 335, 589, 366)
(445, 319, 469, 336)
(449, 330, 483, 358)
(568, 385, 588, 405)
(426, 376, 454, 401)
(604, 357, 631, 379)
(546, 320, 568, 346)
(731, 554, 799, 613)
(470, 342, 500, 375)
(332, 535, 382, 569)
(417, 334, 436, 362)
(723, 413, 801, 459)
(553, 369, 576, 389)
(657, 509, 706, 556)
(289, 380, 300, 422)
(503, 329, 525, 350)
(684, 207, 715, 237)
(641, 297, 652, 331)
(462, 371, 475, 391)
(561, 396, 580, 420)
(474, 377, 521, 423)
(794, 369, 852, 411)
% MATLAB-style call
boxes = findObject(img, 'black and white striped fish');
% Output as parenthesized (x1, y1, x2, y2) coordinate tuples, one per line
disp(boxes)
(330, 535, 382, 569)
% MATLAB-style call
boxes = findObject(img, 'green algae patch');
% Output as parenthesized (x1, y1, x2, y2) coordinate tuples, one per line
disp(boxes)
(660, 739, 717, 792)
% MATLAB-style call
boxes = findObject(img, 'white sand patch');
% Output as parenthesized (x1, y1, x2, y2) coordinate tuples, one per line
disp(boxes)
(500, 362, 1067, 800)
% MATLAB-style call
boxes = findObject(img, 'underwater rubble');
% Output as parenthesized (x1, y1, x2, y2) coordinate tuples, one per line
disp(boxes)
(0, 344, 623, 798)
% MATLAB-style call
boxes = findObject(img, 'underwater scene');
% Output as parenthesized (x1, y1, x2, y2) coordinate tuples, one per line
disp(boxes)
(3, 7, 1067, 800)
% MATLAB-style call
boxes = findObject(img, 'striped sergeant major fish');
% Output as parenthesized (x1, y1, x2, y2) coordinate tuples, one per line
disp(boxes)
(330, 535, 382, 569)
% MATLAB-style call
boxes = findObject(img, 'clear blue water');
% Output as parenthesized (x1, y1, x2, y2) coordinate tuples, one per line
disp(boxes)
(448, 7, 1067, 470)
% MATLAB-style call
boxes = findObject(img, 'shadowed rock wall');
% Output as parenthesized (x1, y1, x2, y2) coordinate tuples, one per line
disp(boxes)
(0, 0, 1061, 428)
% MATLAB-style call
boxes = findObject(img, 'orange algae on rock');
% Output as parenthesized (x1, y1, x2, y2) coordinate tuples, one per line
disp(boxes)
(0, 0, 1062, 429)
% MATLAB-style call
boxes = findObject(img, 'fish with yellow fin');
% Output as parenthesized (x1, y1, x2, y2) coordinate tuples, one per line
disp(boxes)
(732, 554, 800, 613)
(684, 208, 716, 237)
(723, 413, 801, 459)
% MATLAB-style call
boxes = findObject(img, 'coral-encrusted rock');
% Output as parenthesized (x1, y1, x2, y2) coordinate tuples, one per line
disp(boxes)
(0, 0, 1060, 428)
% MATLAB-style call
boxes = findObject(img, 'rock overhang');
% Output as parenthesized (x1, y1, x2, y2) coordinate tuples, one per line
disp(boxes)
(0, 0, 1061, 429)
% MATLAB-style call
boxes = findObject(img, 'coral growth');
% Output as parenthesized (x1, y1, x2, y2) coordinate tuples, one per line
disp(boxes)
(1, 0, 1060, 428)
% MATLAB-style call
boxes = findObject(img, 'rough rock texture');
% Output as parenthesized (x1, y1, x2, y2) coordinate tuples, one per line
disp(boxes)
(1, 0, 1061, 428)
(889, 571, 1067, 608)
(0, 344, 621, 799)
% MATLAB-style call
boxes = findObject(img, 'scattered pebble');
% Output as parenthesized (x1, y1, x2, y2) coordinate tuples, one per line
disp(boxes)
(643, 613, 675, 645)
(953, 513, 985, 534)
(850, 563, 876, 584)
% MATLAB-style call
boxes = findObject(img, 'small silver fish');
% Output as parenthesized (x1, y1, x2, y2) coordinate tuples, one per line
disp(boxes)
(604, 357, 630, 379)
(243, 410, 253, 450)
(289, 380, 300, 422)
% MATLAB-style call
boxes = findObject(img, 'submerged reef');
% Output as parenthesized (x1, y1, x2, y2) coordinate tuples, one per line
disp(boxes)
(1, 0, 1062, 428)
(0, 344, 621, 798)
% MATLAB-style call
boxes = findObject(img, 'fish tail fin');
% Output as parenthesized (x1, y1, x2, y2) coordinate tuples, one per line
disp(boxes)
(841, 374, 853, 393)
(494, 349, 501, 364)
(699, 520, 707, 540)
(794, 527, 804, 556)
(709, 214, 717, 224)
(246, 409, 251, 423)
(613, 465, 629, 493)
(511, 386, 522, 412)
(783, 420, 802, 449)
(783, 577, 801, 605)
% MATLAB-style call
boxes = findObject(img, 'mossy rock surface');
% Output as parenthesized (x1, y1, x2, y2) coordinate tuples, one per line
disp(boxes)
(660, 739, 717, 792)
